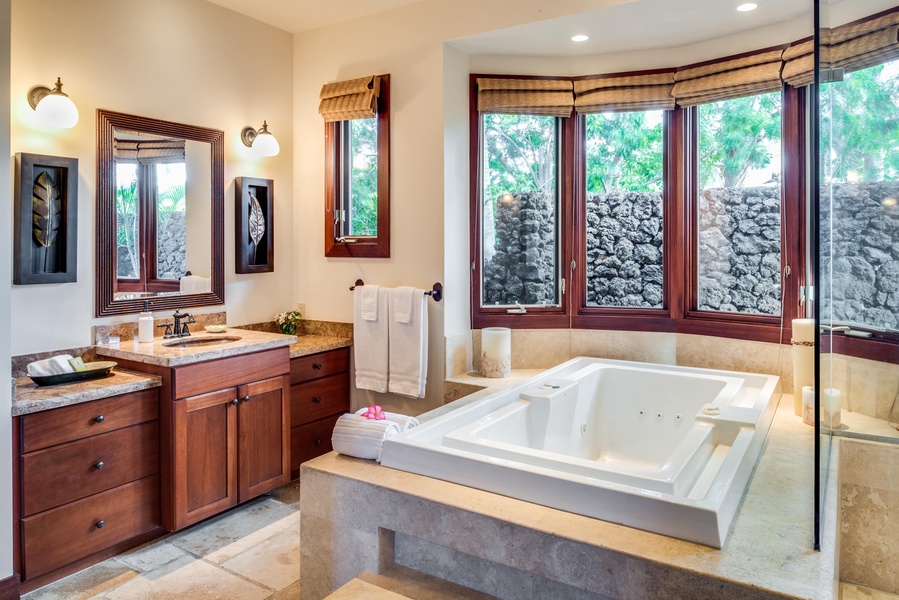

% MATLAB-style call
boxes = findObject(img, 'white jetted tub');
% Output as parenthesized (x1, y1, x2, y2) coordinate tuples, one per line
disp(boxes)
(380, 357, 780, 547)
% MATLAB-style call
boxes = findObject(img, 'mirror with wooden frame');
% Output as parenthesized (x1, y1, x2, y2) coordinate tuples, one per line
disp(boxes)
(96, 109, 224, 316)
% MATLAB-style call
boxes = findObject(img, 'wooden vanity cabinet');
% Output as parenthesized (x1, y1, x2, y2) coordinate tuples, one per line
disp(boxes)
(289, 347, 350, 478)
(13, 389, 163, 591)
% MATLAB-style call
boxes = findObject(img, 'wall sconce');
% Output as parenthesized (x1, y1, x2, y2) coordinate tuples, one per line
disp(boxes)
(241, 121, 280, 157)
(28, 77, 79, 129)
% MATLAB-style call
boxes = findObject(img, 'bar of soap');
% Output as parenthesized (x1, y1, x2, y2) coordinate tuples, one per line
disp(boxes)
(68, 357, 87, 372)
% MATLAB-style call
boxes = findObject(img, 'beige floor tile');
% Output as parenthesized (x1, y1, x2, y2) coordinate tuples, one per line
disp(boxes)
(104, 554, 270, 600)
(222, 527, 300, 591)
(23, 562, 139, 600)
(270, 581, 300, 599)
(842, 581, 899, 599)
(170, 498, 297, 564)
(114, 540, 188, 574)
(269, 479, 301, 506)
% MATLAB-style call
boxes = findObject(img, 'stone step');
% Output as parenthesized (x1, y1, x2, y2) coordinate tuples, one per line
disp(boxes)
(324, 565, 499, 600)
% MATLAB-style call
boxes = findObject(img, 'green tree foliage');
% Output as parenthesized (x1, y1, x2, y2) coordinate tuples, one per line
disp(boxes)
(698, 92, 781, 188)
(821, 62, 899, 183)
(483, 114, 556, 202)
(585, 111, 663, 193)
(348, 118, 379, 236)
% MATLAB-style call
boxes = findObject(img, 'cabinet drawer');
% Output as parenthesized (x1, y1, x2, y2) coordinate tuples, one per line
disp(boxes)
(23, 475, 160, 580)
(290, 374, 349, 428)
(290, 348, 349, 385)
(291, 413, 342, 471)
(173, 347, 289, 399)
(23, 422, 159, 517)
(21, 389, 159, 453)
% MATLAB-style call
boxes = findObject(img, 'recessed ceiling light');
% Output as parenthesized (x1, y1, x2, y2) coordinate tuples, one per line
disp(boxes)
(571, 34, 589, 42)
(737, 3, 758, 11)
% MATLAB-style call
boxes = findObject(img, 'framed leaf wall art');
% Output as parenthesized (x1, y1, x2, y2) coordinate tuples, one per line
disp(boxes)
(235, 177, 274, 273)
(14, 153, 78, 284)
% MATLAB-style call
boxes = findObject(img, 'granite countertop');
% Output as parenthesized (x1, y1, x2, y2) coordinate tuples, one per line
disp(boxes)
(12, 368, 162, 416)
(305, 392, 839, 599)
(95, 328, 298, 367)
(289, 334, 352, 358)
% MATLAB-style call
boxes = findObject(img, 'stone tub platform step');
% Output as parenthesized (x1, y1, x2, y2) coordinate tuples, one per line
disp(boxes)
(325, 565, 498, 600)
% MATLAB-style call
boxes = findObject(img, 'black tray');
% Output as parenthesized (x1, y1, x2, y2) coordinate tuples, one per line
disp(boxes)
(29, 361, 118, 387)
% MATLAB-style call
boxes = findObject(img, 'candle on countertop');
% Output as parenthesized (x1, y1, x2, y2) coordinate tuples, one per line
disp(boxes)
(481, 327, 511, 378)
(823, 388, 842, 430)
(792, 318, 815, 417)
(802, 386, 816, 427)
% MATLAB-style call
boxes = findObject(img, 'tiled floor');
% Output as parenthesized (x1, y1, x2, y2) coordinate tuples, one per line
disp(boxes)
(842, 583, 899, 599)
(22, 480, 301, 600)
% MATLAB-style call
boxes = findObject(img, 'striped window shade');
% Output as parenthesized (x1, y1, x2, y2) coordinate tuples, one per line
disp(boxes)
(574, 72, 675, 114)
(114, 139, 185, 164)
(672, 49, 785, 107)
(318, 75, 381, 122)
(476, 78, 574, 118)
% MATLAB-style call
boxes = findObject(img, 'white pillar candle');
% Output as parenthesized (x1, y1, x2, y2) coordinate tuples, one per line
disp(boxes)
(802, 386, 816, 427)
(792, 318, 815, 417)
(481, 327, 511, 378)
(823, 388, 842, 430)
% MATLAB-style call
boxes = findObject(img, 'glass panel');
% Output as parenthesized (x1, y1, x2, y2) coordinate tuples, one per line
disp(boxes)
(821, 59, 899, 332)
(697, 92, 783, 315)
(343, 118, 378, 237)
(155, 162, 187, 280)
(115, 162, 139, 280)
(481, 114, 559, 307)
(585, 111, 664, 308)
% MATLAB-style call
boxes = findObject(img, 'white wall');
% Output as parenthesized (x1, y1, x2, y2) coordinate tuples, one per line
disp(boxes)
(9, 0, 294, 355)
(0, 0, 12, 582)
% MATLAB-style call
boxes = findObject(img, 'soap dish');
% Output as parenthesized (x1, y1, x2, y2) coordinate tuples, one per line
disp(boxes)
(204, 324, 228, 333)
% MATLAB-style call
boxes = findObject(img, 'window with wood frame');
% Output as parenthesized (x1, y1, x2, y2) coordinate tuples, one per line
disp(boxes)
(321, 74, 390, 258)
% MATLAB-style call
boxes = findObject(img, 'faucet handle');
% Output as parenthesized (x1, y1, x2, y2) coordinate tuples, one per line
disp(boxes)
(157, 323, 174, 338)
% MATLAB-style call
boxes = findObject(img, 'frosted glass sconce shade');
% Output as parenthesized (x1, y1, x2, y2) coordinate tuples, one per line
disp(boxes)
(241, 121, 280, 157)
(28, 77, 79, 129)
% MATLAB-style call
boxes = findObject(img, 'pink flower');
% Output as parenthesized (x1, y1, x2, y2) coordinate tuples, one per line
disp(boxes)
(362, 405, 386, 420)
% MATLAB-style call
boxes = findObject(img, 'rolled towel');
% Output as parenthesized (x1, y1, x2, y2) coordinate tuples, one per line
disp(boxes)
(331, 414, 400, 463)
(355, 408, 420, 431)
(27, 355, 75, 377)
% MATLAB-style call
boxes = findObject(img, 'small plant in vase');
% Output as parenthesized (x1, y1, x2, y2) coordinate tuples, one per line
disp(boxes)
(275, 309, 303, 335)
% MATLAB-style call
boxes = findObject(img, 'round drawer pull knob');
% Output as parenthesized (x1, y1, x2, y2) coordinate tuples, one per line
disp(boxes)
(231, 398, 239, 406)
(315, 439, 323, 446)
(95, 461, 105, 470)
(94, 415, 105, 424)
(96, 520, 105, 529)
(312, 363, 323, 370)
(243, 395, 251, 403)
(312, 397, 322, 403)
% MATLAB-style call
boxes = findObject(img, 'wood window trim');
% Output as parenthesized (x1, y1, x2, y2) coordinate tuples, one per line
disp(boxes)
(324, 74, 390, 258)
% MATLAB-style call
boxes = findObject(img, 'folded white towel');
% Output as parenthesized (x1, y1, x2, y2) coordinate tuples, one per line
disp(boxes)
(354, 285, 389, 393)
(27, 354, 75, 377)
(180, 275, 211, 294)
(388, 288, 428, 398)
(354, 408, 420, 431)
(331, 414, 400, 462)
(392, 286, 416, 324)
(359, 285, 380, 321)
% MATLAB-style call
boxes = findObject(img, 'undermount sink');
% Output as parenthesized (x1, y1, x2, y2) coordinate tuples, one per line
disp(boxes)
(161, 335, 242, 348)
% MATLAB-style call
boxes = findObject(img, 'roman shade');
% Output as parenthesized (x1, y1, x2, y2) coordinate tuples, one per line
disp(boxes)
(783, 12, 899, 87)
(319, 75, 381, 122)
(574, 72, 676, 113)
(672, 49, 785, 107)
(476, 78, 574, 118)
(114, 139, 185, 164)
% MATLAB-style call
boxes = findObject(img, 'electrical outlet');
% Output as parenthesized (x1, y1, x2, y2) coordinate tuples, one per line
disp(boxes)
(296, 302, 306, 317)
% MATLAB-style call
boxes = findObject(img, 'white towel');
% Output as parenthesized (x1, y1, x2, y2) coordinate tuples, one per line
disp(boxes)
(388, 288, 428, 398)
(180, 275, 211, 293)
(392, 286, 416, 324)
(354, 408, 420, 431)
(354, 285, 389, 393)
(359, 285, 380, 321)
(331, 413, 400, 462)
(27, 354, 75, 377)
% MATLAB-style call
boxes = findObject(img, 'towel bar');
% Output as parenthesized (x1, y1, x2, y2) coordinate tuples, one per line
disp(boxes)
(349, 280, 443, 303)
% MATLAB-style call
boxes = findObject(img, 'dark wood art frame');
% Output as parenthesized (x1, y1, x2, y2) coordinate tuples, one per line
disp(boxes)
(324, 74, 390, 258)
(14, 153, 78, 284)
(235, 177, 274, 273)
(96, 109, 225, 317)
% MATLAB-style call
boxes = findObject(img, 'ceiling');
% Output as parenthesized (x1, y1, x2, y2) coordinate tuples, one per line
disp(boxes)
(205, 0, 814, 54)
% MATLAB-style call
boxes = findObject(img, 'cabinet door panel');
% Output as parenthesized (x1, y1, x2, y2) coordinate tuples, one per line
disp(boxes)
(171, 388, 237, 530)
(238, 375, 290, 502)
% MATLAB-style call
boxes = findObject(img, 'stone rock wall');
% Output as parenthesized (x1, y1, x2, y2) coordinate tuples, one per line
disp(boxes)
(822, 181, 899, 330)
(157, 210, 187, 280)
